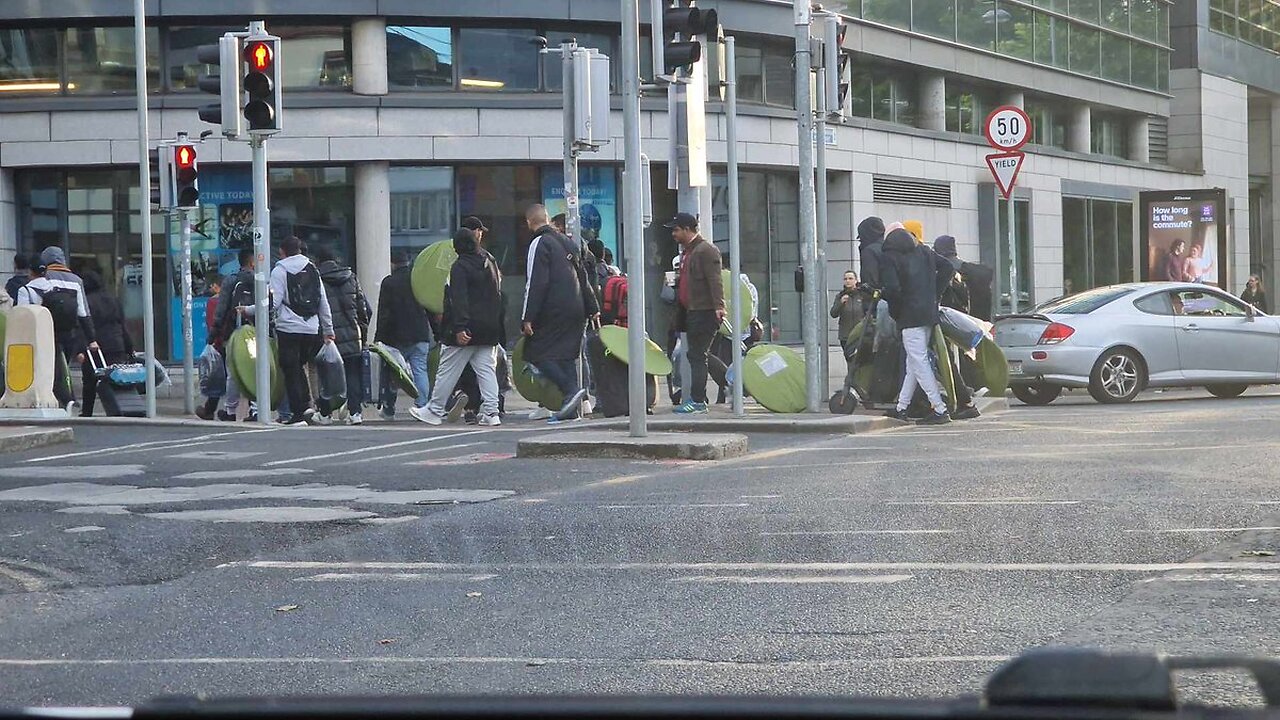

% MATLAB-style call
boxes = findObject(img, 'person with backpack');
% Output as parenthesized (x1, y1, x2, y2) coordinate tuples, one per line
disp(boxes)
(411, 227, 504, 426)
(600, 273, 629, 327)
(269, 235, 335, 425)
(7, 253, 30, 304)
(209, 248, 258, 421)
(16, 247, 98, 409)
(315, 246, 371, 425)
(78, 270, 133, 417)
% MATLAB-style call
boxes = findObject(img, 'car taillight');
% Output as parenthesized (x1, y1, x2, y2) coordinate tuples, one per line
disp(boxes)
(1037, 322, 1075, 345)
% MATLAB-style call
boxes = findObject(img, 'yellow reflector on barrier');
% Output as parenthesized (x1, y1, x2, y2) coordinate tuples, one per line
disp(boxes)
(7, 344, 34, 392)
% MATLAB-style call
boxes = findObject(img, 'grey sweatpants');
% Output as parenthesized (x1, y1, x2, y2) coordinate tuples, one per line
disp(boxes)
(426, 344, 499, 418)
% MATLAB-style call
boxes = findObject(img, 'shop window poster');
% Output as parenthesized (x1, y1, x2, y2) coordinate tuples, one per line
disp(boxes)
(541, 166, 618, 259)
(1139, 189, 1227, 288)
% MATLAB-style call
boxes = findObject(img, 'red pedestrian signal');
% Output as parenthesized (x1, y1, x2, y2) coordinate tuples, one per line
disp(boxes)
(245, 41, 273, 71)
(173, 145, 199, 209)
(175, 145, 196, 169)
(241, 36, 282, 134)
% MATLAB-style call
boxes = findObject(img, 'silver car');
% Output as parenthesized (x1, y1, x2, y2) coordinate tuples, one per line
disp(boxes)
(994, 282, 1280, 405)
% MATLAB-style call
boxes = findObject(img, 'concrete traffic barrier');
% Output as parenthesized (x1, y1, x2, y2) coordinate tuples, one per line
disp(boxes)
(0, 305, 69, 418)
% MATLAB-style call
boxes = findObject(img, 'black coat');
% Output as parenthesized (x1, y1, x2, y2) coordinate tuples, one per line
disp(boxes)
(319, 260, 371, 358)
(86, 289, 132, 357)
(939, 258, 971, 314)
(442, 232, 505, 347)
(211, 268, 255, 344)
(880, 229, 954, 330)
(521, 225, 599, 362)
(375, 265, 433, 347)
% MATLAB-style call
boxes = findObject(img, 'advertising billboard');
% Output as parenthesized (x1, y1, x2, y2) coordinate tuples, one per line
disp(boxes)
(1139, 189, 1228, 288)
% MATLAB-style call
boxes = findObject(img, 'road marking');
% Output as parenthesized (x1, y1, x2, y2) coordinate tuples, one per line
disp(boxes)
(0, 483, 514, 507)
(0, 655, 1011, 668)
(884, 500, 1080, 506)
(585, 474, 650, 488)
(760, 529, 954, 536)
(172, 451, 267, 460)
(56, 505, 131, 515)
(1146, 573, 1280, 583)
(11, 465, 146, 480)
(1126, 526, 1280, 534)
(670, 574, 913, 585)
(597, 503, 750, 509)
(62, 526, 104, 533)
(297, 572, 498, 582)
(145, 507, 377, 523)
(175, 469, 313, 481)
(741, 494, 781, 499)
(329, 442, 485, 466)
(220, 560, 1280, 574)
(25, 428, 279, 463)
(262, 430, 485, 466)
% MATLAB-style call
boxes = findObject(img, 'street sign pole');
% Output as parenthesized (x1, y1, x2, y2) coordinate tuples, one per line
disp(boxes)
(562, 40, 580, 242)
(983, 105, 1032, 316)
(725, 36, 744, 418)
(621, 0, 647, 437)
(251, 133, 271, 426)
(794, 0, 820, 413)
(815, 64, 830, 401)
(179, 208, 195, 415)
(133, 0, 157, 417)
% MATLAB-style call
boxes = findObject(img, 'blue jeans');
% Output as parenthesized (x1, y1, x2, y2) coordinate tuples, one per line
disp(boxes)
(537, 358, 580, 401)
(382, 341, 431, 411)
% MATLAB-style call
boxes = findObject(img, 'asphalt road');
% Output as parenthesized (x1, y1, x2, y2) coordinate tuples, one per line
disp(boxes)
(2, 389, 1280, 707)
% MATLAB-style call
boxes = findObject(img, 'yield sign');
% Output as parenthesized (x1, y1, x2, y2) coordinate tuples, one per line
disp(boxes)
(985, 151, 1025, 199)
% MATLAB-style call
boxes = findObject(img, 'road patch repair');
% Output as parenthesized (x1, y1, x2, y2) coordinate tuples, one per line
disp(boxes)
(0, 426, 73, 453)
(516, 431, 748, 461)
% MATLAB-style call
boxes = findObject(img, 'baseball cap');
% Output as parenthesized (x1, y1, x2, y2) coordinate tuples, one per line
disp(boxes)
(461, 216, 489, 232)
(663, 212, 699, 230)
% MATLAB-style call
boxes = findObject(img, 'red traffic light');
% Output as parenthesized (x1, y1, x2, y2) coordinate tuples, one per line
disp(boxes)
(174, 145, 196, 168)
(245, 41, 273, 71)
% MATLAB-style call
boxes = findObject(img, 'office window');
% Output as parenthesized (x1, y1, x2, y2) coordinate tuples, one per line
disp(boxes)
(913, 0, 957, 40)
(1026, 101, 1068, 149)
(544, 31, 615, 91)
(1063, 197, 1134, 294)
(166, 26, 237, 92)
(996, 0, 1034, 61)
(65, 26, 159, 95)
(957, 0, 997, 51)
(1067, 0, 1100, 23)
(732, 38, 794, 108)
(847, 63, 916, 126)
(946, 84, 993, 135)
(1131, 42, 1159, 90)
(1033, 11, 1069, 68)
(389, 167, 454, 254)
(864, 0, 911, 29)
(269, 166, 356, 266)
(0, 27, 60, 94)
(275, 26, 350, 89)
(1068, 24, 1100, 75)
(1091, 113, 1130, 158)
(457, 28, 540, 91)
(387, 26, 453, 89)
(456, 165, 542, 275)
(1101, 32, 1131, 83)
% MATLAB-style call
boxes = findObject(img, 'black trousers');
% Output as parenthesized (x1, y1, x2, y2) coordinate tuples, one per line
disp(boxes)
(684, 309, 718, 404)
(277, 332, 322, 419)
(80, 349, 129, 417)
(538, 358, 580, 401)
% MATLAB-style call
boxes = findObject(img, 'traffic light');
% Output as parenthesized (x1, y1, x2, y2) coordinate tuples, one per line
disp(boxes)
(654, 1, 718, 79)
(148, 147, 173, 211)
(242, 36, 283, 134)
(173, 144, 199, 209)
(820, 14, 850, 119)
(196, 34, 244, 139)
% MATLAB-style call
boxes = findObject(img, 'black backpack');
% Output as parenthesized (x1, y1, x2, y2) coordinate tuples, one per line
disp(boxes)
(36, 286, 80, 333)
(285, 264, 322, 319)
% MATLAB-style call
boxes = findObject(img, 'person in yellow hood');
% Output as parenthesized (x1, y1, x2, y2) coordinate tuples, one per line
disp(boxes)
(903, 220, 925, 244)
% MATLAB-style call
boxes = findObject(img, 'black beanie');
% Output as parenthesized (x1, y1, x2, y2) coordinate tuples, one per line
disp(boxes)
(857, 216, 886, 243)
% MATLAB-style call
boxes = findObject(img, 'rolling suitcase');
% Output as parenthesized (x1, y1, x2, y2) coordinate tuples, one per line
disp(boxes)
(89, 348, 147, 418)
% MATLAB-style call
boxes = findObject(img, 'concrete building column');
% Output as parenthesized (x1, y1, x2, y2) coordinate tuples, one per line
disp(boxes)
(0, 169, 15, 273)
(1002, 91, 1025, 109)
(1269, 99, 1280, 297)
(352, 17, 388, 96)
(1128, 116, 1150, 163)
(355, 161, 391, 331)
(1068, 104, 1091, 154)
(917, 73, 946, 132)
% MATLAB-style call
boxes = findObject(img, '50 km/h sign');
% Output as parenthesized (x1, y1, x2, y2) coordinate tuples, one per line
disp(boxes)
(984, 105, 1031, 151)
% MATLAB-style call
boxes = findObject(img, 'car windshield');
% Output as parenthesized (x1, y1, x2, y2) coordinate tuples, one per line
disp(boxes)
(1034, 286, 1136, 315)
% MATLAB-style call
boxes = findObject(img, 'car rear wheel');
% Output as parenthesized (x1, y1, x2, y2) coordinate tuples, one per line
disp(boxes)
(1011, 383, 1062, 406)
(1206, 383, 1248, 399)
(1088, 348, 1145, 404)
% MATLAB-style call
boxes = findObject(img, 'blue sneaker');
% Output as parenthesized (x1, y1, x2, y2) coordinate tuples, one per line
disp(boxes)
(673, 401, 708, 415)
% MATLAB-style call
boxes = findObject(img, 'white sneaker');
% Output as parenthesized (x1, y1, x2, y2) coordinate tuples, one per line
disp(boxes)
(348, 413, 363, 426)
(409, 405, 442, 425)
(581, 397, 594, 416)
(315, 413, 333, 426)
(527, 407, 551, 420)
(478, 414, 502, 426)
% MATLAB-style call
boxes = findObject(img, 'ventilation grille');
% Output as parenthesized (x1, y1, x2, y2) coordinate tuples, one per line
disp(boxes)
(1148, 117, 1168, 164)
(872, 175, 952, 208)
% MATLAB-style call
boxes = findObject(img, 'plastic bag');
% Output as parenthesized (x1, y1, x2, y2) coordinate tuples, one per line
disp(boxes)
(133, 352, 170, 387)
(314, 341, 346, 406)
(198, 344, 226, 397)
(938, 307, 984, 350)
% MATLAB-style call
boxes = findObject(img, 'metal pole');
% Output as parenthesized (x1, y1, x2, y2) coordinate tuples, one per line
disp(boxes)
(179, 209, 195, 415)
(815, 64, 830, 402)
(1007, 193, 1018, 314)
(251, 133, 272, 427)
(725, 37, 744, 418)
(562, 41, 580, 242)
(622, 0, 648, 437)
(133, 0, 156, 417)
(794, 1, 820, 413)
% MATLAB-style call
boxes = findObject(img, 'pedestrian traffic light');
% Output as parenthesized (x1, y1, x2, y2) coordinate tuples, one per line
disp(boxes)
(242, 36, 283, 135)
(654, 1, 718, 79)
(148, 147, 173, 211)
(173, 144, 199, 209)
(820, 14, 849, 119)
(196, 34, 244, 139)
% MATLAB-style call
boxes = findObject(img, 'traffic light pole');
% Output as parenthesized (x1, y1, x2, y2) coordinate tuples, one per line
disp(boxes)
(621, 0, 647, 438)
(561, 40, 580, 242)
(794, 0, 821, 413)
(178, 208, 195, 415)
(725, 36, 744, 418)
(815, 65, 830, 400)
(251, 133, 272, 426)
(133, 0, 157, 418)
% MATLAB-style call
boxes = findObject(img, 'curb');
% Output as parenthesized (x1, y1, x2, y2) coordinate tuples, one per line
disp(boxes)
(0, 427, 74, 453)
(518, 431, 749, 461)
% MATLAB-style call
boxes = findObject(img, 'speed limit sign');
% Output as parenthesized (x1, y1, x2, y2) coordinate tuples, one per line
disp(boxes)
(984, 105, 1032, 151)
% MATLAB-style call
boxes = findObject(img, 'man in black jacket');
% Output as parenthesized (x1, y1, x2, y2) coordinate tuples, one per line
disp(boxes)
(932, 235, 980, 420)
(411, 228, 503, 426)
(856, 217, 886, 296)
(880, 228, 956, 425)
(521, 204, 599, 422)
(375, 249, 434, 419)
(316, 246, 371, 425)
(209, 247, 257, 421)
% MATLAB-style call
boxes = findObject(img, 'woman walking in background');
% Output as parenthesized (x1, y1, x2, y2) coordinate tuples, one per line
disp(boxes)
(1242, 274, 1269, 314)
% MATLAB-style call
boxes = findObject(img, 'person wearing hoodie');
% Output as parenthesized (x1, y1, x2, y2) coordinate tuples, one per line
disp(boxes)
(315, 246, 371, 425)
(16, 247, 98, 408)
(412, 227, 504, 426)
(79, 269, 133, 417)
(375, 249, 434, 418)
(856, 216, 887, 304)
(269, 235, 335, 425)
(879, 228, 956, 425)
(6, 253, 29, 304)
